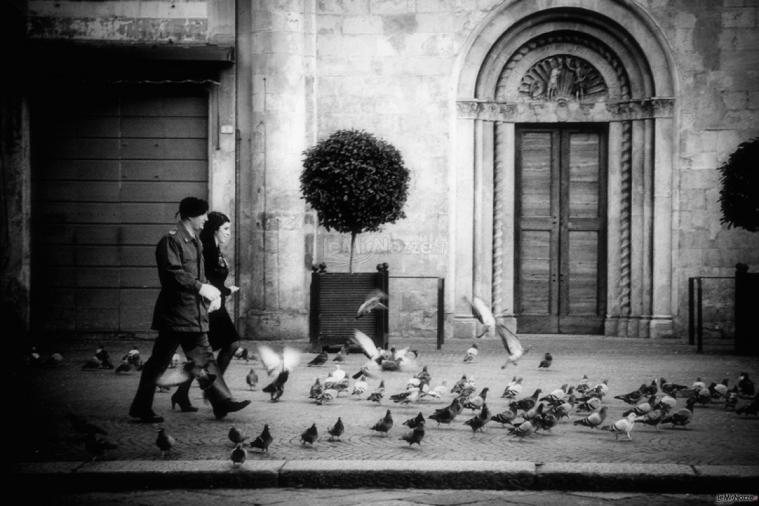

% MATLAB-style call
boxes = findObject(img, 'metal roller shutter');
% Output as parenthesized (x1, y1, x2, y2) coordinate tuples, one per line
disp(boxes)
(31, 86, 209, 335)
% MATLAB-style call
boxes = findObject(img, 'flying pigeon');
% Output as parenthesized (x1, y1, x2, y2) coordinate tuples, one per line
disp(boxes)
(496, 322, 530, 369)
(259, 345, 301, 401)
(356, 289, 388, 319)
(463, 296, 496, 338)
(351, 329, 385, 368)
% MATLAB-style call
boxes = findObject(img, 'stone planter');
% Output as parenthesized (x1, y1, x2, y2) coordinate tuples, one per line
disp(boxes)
(309, 264, 389, 352)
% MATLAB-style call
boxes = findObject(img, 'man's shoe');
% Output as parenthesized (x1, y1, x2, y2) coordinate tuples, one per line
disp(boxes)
(129, 409, 164, 423)
(213, 399, 251, 420)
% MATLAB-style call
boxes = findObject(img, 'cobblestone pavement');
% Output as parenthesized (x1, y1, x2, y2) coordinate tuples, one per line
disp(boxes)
(31, 487, 723, 505)
(12, 335, 759, 465)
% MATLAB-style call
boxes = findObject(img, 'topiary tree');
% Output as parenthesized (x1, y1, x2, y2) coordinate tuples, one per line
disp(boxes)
(718, 137, 759, 232)
(301, 129, 410, 273)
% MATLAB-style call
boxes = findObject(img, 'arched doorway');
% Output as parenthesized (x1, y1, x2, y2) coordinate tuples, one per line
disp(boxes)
(450, 0, 677, 338)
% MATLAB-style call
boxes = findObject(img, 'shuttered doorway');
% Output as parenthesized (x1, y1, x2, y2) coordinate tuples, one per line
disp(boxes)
(31, 86, 209, 335)
(515, 125, 607, 334)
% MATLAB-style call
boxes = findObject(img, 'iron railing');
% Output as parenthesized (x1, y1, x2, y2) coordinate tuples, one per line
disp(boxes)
(389, 276, 446, 350)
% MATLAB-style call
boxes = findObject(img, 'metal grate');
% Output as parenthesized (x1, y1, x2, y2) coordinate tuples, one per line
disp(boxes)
(309, 270, 388, 351)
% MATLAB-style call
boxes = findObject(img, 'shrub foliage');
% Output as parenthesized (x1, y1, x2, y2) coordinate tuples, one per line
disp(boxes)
(301, 129, 410, 271)
(718, 137, 759, 232)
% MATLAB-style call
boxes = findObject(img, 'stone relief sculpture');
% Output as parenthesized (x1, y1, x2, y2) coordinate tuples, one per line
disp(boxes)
(520, 55, 606, 102)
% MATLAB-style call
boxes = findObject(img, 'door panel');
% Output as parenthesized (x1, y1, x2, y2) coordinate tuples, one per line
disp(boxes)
(515, 125, 606, 334)
(31, 86, 208, 334)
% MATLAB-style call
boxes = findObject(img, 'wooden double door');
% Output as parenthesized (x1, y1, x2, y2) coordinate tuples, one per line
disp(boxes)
(515, 124, 607, 334)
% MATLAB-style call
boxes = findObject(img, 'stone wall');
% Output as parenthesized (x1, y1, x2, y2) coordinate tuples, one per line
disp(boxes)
(642, 0, 759, 335)
(307, 0, 759, 339)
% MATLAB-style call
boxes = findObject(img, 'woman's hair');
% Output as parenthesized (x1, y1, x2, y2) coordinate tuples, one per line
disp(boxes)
(200, 211, 231, 255)
(176, 197, 209, 220)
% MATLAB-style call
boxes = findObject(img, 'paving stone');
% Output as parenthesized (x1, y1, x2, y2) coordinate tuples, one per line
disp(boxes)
(10, 336, 759, 494)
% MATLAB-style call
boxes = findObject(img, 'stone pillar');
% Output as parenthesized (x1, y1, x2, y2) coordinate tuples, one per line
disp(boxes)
(451, 117, 475, 338)
(473, 120, 494, 308)
(238, 0, 312, 339)
(493, 121, 517, 333)
(650, 117, 674, 337)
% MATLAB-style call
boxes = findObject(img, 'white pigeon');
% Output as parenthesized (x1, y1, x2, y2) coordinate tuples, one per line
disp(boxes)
(351, 329, 384, 368)
(502, 377, 523, 398)
(593, 379, 610, 399)
(352, 375, 369, 396)
(422, 380, 448, 399)
(602, 413, 637, 440)
(463, 344, 479, 363)
(464, 296, 496, 338)
(496, 322, 530, 369)
(324, 365, 347, 387)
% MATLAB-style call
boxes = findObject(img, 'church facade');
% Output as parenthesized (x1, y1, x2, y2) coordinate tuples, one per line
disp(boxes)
(2, 0, 758, 341)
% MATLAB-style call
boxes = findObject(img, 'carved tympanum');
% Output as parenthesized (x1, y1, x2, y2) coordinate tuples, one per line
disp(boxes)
(519, 55, 606, 102)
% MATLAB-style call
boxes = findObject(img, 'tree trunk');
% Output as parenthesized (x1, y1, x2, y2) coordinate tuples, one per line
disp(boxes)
(349, 232, 357, 273)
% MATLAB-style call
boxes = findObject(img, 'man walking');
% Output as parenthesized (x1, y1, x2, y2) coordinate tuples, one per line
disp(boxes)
(129, 197, 250, 422)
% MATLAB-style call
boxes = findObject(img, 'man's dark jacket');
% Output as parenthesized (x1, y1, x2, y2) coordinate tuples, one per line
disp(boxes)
(151, 223, 209, 332)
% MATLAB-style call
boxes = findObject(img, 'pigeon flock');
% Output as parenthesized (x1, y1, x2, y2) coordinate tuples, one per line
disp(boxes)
(27, 292, 759, 466)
